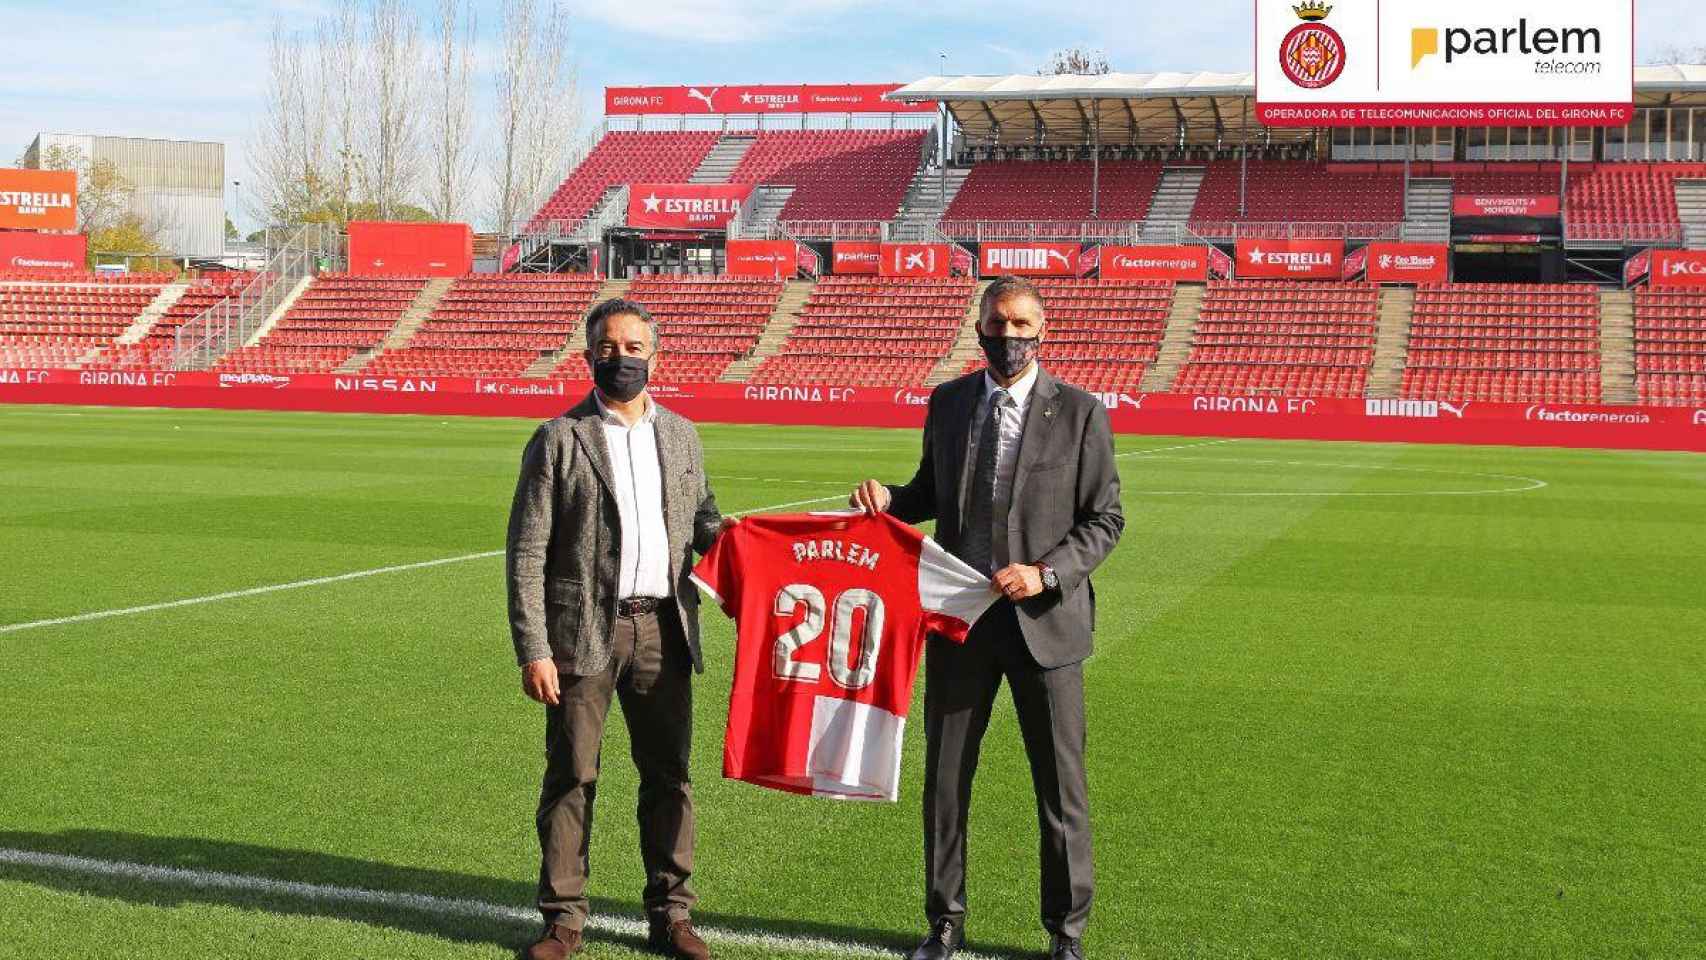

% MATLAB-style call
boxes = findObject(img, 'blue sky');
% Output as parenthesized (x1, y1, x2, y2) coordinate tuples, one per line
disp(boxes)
(2, 0, 1702, 232)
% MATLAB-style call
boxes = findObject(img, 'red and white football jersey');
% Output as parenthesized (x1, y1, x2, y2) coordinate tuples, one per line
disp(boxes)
(691, 511, 995, 801)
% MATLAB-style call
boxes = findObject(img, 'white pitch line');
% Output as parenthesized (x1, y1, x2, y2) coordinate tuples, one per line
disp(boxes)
(1116, 437, 1240, 459)
(0, 552, 504, 636)
(1122, 454, 1550, 497)
(0, 491, 850, 636)
(0, 847, 980, 960)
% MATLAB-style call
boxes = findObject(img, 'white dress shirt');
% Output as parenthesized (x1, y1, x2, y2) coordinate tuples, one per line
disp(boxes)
(969, 363, 1038, 570)
(595, 393, 672, 599)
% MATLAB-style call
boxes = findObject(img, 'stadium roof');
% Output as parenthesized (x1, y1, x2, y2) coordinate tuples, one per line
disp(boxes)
(888, 66, 1706, 144)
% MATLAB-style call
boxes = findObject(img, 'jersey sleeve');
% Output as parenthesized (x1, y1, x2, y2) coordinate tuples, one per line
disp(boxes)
(916, 534, 997, 644)
(690, 521, 745, 617)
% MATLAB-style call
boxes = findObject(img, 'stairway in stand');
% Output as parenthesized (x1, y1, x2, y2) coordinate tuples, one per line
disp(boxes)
(1138, 167, 1205, 243)
(1402, 179, 1453, 244)
(1137, 283, 1203, 392)
(337, 277, 455, 373)
(1366, 287, 1416, 399)
(1598, 289, 1636, 404)
(924, 281, 992, 387)
(719, 280, 811, 382)
(521, 277, 628, 377)
(690, 136, 755, 184)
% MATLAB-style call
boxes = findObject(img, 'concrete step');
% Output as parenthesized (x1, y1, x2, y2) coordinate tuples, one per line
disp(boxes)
(1598, 289, 1637, 404)
(690, 136, 755, 184)
(1138, 283, 1203, 392)
(924, 281, 990, 386)
(719, 279, 812, 382)
(242, 275, 314, 348)
(1367, 287, 1416, 398)
(114, 282, 191, 346)
(522, 278, 629, 378)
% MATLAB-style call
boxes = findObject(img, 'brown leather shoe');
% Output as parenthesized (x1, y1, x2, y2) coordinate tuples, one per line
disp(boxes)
(526, 922, 583, 960)
(647, 917, 710, 960)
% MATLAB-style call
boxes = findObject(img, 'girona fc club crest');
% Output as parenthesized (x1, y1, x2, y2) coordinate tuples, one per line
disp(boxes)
(1279, 3, 1346, 90)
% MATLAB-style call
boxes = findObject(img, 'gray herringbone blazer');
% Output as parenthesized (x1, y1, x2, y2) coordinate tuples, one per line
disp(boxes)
(505, 393, 722, 675)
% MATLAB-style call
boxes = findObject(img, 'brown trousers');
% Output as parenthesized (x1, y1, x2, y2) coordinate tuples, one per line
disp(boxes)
(536, 605, 696, 928)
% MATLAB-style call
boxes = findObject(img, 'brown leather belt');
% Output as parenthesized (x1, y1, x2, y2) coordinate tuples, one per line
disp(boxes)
(617, 596, 665, 618)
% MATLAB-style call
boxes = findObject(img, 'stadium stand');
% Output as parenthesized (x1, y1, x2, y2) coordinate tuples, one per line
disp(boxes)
(601, 275, 783, 383)
(1567, 163, 1706, 241)
(941, 161, 1163, 225)
(748, 277, 974, 387)
(1172, 280, 1379, 397)
(1419, 161, 1706, 241)
(366, 275, 599, 377)
(1634, 287, 1706, 406)
(0, 277, 167, 369)
(1400, 284, 1602, 403)
(84, 272, 251, 370)
(957, 279, 1173, 391)
(1188, 163, 1406, 234)
(729, 130, 926, 223)
(213, 274, 427, 374)
(527, 131, 721, 227)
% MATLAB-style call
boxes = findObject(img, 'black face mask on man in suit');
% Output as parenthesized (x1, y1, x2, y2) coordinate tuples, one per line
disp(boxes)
(592, 355, 650, 402)
(977, 333, 1040, 380)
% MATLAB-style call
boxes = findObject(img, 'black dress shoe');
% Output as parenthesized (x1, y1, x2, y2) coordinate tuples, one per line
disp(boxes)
(1049, 934, 1085, 960)
(908, 918, 964, 960)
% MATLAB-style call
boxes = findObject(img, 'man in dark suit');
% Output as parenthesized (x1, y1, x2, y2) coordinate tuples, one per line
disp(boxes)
(851, 275, 1124, 960)
(507, 299, 727, 960)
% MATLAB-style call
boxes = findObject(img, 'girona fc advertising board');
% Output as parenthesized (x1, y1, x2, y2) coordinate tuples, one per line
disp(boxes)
(979, 242, 1080, 277)
(1099, 245, 1210, 281)
(1255, 0, 1634, 127)
(1235, 238, 1343, 279)
(880, 243, 951, 278)
(605, 84, 936, 115)
(627, 183, 753, 229)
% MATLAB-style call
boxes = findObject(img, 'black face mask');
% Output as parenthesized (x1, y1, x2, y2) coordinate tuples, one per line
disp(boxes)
(978, 332, 1040, 380)
(592, 355, 650, 403)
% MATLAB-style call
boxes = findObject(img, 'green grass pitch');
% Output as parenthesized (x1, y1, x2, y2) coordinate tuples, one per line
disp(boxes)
(2, 403, 1703, 959)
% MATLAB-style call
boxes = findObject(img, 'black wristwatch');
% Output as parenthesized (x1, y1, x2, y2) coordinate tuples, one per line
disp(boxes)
(1036, 563, 1060, 593)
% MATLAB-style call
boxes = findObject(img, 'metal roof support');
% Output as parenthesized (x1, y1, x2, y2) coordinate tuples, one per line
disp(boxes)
(1123, 99, 1139, 145)
(1092, 100, 1101, 219)
(1239, 98, 1249, 217)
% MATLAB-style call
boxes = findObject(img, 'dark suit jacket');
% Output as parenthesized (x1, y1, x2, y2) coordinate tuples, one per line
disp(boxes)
(505, 393, 722, 675)
(887, 367, 1124, 668)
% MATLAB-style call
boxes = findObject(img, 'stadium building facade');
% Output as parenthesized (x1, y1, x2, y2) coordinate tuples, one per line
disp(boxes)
(23, 133, 226, 258)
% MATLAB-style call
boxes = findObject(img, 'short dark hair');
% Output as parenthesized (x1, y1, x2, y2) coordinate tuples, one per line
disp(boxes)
(584, 298, 658, 350)
(979, 274, 1045, 321)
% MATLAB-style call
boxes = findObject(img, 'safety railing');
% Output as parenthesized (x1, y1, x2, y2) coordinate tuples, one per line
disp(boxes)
(170, 222, 336, 370)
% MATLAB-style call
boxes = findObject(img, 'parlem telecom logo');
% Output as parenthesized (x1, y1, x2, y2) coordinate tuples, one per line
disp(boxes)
(1279, 2, 1346, 90)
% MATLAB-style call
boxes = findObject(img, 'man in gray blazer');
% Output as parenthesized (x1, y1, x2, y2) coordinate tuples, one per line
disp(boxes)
(851, 275, 1124, 960)
(507, 298, 726, 960)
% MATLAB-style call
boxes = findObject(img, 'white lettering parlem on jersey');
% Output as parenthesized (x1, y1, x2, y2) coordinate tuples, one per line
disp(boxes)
(691, 512, 996, 801)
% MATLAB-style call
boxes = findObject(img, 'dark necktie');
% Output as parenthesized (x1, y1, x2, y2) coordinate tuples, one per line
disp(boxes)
(961, 388, 1011, 575)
